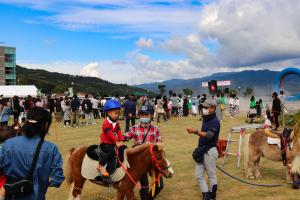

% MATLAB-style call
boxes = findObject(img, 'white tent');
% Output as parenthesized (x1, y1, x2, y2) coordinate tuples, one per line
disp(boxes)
(0, 85, 38, 97)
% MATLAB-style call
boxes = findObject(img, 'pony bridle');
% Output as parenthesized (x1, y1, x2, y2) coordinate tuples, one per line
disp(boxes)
(149, 144, 172, 177)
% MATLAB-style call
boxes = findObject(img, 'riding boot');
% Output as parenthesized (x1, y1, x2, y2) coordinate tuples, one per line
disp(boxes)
(202, 192, 211, 200)
(210, 185, 217, 200)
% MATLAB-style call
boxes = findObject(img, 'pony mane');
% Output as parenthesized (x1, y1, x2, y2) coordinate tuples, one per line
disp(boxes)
(126, 143, 150, 155)
(126, 143, 164, 156)
(155, 142, 164, 151)
(293, 122, 300, 144)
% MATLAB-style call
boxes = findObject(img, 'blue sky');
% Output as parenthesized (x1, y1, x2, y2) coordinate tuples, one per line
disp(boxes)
(0, 0, 299, 84)
(0, 1, 201, 62)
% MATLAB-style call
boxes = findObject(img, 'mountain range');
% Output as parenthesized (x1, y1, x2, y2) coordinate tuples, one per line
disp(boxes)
(16, 66, 299, 97)
(135, 69, 299, 96)
(16, 65, 148, 96)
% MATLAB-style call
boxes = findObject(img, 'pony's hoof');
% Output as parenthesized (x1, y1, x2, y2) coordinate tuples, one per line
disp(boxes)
(248, 175, 255, 180)
(256, 175, 262, 179)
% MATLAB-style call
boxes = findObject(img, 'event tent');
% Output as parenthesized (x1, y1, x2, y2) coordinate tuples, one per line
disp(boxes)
(0, 85, 38, 97)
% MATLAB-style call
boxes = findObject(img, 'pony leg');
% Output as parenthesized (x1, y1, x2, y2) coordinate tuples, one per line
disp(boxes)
(254, 158, 262, 179)
(115, 190, 125, 200)
(124, 190, 137, 200)
(247, 161, 256, 180)
(68, 183, 75, 200)
(286, 167, 292, 183)
(72, 176, 86, 200)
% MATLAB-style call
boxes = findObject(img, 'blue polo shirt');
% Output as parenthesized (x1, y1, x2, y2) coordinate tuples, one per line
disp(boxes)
(198, 113, 220, 148)
(0, 135, 64, 200)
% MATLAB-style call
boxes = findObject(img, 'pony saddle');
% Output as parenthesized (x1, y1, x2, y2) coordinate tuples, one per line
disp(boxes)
(81, 145, 129, 184)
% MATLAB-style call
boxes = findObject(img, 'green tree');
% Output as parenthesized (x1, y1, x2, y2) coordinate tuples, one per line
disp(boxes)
(157, 84, 166, 96)
(182, 88, 193, 96)
(52, 83, 69, 93)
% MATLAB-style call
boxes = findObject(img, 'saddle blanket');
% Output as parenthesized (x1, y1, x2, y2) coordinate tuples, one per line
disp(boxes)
(81, 150, 130, 182)
(267, 137, 293, 149)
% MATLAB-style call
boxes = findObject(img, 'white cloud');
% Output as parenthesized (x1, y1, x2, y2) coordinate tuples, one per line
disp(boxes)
(199, 0, 300, 67)
(162, 33, 214, 66)
(0, 0, 201, 35)
(79, 62, 99, 77)
(44, 7, 200, 35)
(137, 38, 153, 49)
(11, 0, 300, 84)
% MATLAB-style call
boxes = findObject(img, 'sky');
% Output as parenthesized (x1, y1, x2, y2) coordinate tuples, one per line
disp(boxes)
(1, 0, 300, 84)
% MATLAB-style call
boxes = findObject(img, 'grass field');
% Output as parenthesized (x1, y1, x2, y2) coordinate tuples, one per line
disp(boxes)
(44, 114, 300, 200)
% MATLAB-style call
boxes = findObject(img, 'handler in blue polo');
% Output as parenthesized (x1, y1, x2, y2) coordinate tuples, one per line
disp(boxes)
(186, 98, 220, 200)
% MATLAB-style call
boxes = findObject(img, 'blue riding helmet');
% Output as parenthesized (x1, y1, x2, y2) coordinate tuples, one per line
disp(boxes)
(104, 99, 121, 112)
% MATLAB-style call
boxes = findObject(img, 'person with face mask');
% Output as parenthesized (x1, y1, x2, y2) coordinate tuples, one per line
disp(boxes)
(186, 99, 220, 200)
(124, 106, 162, 200)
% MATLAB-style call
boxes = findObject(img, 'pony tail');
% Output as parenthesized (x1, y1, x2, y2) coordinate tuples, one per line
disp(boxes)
(243, 134, 250, 177)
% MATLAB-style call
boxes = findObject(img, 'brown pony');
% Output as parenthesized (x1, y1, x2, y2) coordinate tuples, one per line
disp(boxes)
(65, 143, 174, 200)
(0, 126, 17, 143)
(244, 123, 300, 188)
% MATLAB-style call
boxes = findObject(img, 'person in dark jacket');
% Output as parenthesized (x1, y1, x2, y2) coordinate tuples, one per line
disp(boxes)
(272, 92, 281, 130)
(186, 98, 220, 200)
(54, 98, 63, 123)
(70, 95, 81, 127)
(82, 95, 95, 125)
(123, 95, 136, 132)
(183, 97, 189, 117)
(12, 96, 21, 123)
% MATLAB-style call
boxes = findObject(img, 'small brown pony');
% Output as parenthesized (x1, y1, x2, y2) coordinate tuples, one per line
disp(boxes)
(0, 126, 17, 142)
(244, 123, 300, 188)
(65, 143, 174, 200)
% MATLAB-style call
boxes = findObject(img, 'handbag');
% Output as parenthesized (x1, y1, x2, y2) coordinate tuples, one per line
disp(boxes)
(4, 139, 44, 197)
(192, 145, 209, 163)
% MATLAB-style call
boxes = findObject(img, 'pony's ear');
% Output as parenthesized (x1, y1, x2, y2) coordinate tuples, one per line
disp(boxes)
(152, 145, 159, 152)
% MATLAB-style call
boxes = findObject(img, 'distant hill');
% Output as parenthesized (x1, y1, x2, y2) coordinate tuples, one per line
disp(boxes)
(16, 65, 148, 96)
(136, 69, 300, 96)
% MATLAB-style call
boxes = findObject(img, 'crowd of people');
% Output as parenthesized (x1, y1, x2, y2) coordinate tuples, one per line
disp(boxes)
(0, 90, 291, 200)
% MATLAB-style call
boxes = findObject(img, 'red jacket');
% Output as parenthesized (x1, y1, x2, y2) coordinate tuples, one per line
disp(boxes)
(100, 119, 124, 144)
(0, 175, 7, 188)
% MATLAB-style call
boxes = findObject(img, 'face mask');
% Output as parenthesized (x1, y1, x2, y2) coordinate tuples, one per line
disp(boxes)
(140, 117, 151, 124)
(202, 108, 210, 116)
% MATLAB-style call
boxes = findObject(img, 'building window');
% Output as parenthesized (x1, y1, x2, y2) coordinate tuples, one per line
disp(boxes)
(5, 79, 16, 85)
(5, 54, 14, 63)
(5, 67, 14, 74)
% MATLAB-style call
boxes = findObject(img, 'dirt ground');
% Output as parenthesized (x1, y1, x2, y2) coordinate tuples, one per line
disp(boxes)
(45, 114, 300, 200)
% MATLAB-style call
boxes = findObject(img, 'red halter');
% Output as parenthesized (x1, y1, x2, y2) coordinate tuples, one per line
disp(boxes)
(116, 144, 164, 188)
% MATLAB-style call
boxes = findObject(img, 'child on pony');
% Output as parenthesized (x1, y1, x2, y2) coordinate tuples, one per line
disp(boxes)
(98, 99, 124, 177)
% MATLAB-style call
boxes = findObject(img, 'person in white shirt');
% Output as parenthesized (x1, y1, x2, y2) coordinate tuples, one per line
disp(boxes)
(91, 97, 100, 119)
